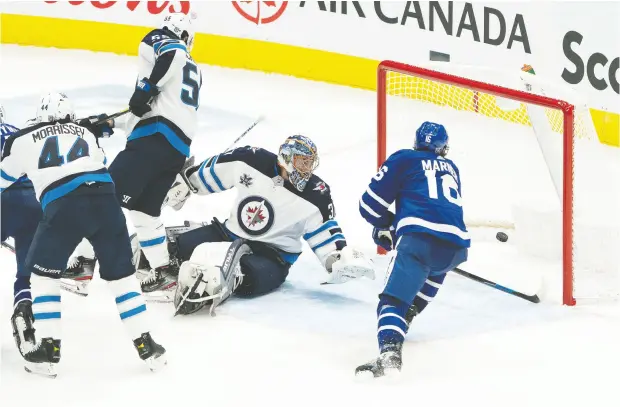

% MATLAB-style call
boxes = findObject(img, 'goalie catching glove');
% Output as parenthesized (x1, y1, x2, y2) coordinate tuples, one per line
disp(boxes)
(322, 246, 376, 285)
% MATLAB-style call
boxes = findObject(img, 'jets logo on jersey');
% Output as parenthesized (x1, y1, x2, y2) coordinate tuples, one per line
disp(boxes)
(237, 196, 275, 236)
(313, 181, 328, 194)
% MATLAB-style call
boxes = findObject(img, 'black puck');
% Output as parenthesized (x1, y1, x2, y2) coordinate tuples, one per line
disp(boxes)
(496, 232, 508, 242)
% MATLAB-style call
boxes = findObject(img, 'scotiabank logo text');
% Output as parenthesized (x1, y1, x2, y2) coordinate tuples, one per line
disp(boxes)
(299, 1, 531, 54)
(562, 31, 619, 95)
(44, 1, 190, 14)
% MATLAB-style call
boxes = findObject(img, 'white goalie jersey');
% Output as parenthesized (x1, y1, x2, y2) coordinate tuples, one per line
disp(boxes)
(125, 28, 202, 157)
(186, 146, 347, 267)
(0, 120, 111, 210)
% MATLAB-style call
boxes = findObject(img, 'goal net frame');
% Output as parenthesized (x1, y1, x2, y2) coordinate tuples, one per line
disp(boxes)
(377, 60, 576, 306)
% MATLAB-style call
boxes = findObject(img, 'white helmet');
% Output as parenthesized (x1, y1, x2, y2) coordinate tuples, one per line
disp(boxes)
(36, 92, 76, 123)
(0, 104, 5, 124)
(161, 12, 195, 51)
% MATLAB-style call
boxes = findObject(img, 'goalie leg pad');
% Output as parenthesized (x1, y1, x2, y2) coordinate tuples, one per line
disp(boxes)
(174, 239, 251, 315)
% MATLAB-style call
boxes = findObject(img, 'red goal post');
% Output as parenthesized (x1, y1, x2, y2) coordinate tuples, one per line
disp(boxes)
(376, 60, 576, 306)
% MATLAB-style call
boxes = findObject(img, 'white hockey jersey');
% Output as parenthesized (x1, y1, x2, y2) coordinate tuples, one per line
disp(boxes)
(187, 146, 347, 267)
(125, 28, 202, 157)
(0, 120, 111, 210)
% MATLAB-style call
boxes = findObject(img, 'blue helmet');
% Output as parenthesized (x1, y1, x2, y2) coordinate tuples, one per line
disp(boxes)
(414, 121, 449, 156)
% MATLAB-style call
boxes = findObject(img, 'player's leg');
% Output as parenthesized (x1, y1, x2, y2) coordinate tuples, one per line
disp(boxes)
(356, 233, 468, 378)
(175, 220, 233, 261)
(22, 194, 87, 377)
(235, 242, 291, 297)
(2, 187, 41, 308)
(174, 239, 251, 315)
(3, 187, 42, 363)
(86, 190, 166, 371)
(125, 135, 186, 292)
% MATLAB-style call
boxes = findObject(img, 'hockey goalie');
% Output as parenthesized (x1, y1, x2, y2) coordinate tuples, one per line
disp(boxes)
(149, 135, 376, 314)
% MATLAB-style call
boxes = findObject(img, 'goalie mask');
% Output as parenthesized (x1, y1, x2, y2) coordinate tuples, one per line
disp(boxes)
(277, 135, 319, 192)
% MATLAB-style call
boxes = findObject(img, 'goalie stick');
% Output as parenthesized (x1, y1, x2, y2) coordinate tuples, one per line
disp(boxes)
(180, 116, 265, 194)
(453, 267, 540, 304)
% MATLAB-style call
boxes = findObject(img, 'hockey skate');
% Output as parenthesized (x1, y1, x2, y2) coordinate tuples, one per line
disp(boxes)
(133, 332, 167, 372)
(12, 301, 37, 357)
(23, 338, 61, 379)
(60, 256, 96, 296)
(355, 344, 403, 379)
(140, 265, 178, 302)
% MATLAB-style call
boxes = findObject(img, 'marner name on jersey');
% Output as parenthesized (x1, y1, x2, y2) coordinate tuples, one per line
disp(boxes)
(32, 123, 85, 142)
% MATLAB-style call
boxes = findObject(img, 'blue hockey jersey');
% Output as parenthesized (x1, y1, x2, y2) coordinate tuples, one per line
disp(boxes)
(1, 123, 32, 188)
(359, 149, 470, 248)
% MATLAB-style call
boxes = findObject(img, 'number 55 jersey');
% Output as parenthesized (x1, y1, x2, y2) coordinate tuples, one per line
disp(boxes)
(359, 149, 470, 248)
(0, 120, 110, 210)
(126, 29, 202, 158)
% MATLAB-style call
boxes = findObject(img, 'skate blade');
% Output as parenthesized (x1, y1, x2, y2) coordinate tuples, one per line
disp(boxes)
(24, 362, 57, 378)
(145, 354, 168, 372)
(60, 279, 90, 297)
(143, 290, 175, 303)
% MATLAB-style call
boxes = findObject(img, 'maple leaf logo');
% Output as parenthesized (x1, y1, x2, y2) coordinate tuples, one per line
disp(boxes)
(246, 206, 266, 226)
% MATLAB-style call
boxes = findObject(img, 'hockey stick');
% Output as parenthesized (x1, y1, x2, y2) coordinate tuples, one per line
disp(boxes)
(76, 108, 131, 127)
(223, 115, 265, 152)
(453, 267, 540, 303)
(2, 241, 15, 253)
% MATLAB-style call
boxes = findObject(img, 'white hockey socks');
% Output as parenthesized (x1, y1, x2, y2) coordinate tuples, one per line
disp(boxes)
(128, 210, 169, 269)
(107, 275, 151, 340)
(30, 274, 62, 340)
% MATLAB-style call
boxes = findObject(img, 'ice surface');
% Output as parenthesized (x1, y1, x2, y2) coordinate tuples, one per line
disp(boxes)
(0, 45, 618, 407)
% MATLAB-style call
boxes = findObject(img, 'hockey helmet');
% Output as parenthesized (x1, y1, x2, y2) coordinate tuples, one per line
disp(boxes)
(414, 121, 449, 157)
(0, 104, 5, 124)
(278, 135, 320, 192)
(161, 12, 195, 51)
(35, 92, 76, 123)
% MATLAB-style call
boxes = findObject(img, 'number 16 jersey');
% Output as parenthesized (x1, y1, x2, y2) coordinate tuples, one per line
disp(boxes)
(125, 29, 203, 158)
(359, 149, 470, 248)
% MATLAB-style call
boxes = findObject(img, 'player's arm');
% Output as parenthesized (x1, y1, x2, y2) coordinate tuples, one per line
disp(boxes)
(303, 193, 375, 284)
(129, 37, 188, 117)
(302, 198, 346, 271)
(0, 136, 26, 192)
(359, 152, 404, 228)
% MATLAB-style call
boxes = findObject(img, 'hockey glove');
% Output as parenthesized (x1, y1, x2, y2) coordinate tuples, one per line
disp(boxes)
(129, 77, 159, 117)
(77, 114, 115, 138)
(372, 226, 396, 252)
(323, 247, 375, 285)
(162, 157, 197, 211)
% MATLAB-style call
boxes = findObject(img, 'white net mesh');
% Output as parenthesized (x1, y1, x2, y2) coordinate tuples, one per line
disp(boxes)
(381, 62, 620, 304)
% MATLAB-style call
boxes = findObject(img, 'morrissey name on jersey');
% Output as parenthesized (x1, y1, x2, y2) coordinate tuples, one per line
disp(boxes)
(32, 123, 85, 142)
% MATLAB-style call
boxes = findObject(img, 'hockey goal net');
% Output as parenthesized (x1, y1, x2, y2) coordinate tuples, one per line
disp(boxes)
(377, 60, 619, 306)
